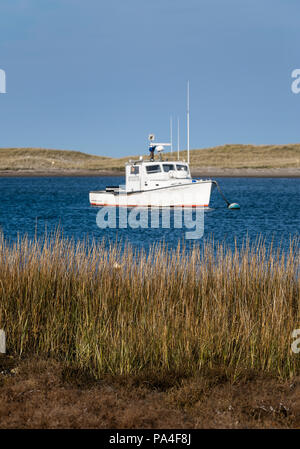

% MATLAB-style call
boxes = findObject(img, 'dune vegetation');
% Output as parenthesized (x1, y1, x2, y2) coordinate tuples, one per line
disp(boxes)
(0, 143, 300, 172)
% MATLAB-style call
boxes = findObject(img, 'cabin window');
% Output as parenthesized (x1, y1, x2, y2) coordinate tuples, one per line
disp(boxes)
(176, 164, 188, 172)
(162, 164, 175, 172)
(146, 165, 161, 174)
(130, 165, 140, 175)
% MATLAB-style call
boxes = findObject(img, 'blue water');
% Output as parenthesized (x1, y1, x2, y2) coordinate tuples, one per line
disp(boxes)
(0, 176, 299, 251)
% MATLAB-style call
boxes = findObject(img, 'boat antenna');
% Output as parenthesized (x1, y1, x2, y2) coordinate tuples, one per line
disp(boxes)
(187, 80, 190, 164)
(170, 116, 173, 153)
(177, 116, 180, 160)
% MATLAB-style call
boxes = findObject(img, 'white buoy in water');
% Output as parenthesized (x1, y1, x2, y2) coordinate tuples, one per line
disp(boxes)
(228, 203, 240, 209)
(212, 181, 240, 210)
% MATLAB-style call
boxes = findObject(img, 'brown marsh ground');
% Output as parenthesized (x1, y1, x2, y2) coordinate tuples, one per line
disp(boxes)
(0, 357, 299, 428)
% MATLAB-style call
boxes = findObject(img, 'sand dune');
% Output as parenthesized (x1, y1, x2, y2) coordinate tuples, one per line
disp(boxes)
(0, 144, 300, 176)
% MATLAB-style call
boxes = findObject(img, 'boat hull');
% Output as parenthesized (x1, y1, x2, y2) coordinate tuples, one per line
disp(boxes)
(89, 180, 214, 207)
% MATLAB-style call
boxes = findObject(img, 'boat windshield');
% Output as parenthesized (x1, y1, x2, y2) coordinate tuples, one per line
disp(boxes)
(130, 165, 140, 174)
(176, 164, 188, 172)
(146, 165, 161, 174)
(162, 164, 175, 172)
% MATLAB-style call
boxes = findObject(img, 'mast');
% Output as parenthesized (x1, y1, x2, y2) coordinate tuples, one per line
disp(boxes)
(187, 80, 190, 164)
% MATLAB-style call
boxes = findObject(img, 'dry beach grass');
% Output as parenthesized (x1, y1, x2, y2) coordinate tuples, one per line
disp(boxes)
(0, 233, 299, 378)
(0, 233, 299, 428)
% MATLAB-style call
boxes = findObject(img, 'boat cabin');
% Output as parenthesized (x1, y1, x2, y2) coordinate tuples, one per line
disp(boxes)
(125, 160, 191, 192)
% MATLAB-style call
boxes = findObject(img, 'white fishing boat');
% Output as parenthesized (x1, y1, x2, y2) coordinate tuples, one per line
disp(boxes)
(89, 151, 214, 208)
(89, 83, 240, 210)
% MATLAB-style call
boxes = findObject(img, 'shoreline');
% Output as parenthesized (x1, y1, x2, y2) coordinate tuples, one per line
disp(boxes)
(0, 167, 300, 178)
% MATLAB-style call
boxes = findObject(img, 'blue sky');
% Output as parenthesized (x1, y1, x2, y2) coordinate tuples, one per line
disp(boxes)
(0, 0, 300, 157)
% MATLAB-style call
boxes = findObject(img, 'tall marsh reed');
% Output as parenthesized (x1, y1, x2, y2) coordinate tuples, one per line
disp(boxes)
(0, 232, 299, 379)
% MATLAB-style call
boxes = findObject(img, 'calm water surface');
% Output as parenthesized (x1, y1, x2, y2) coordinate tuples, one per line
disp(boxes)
(0, 176, 299, 252)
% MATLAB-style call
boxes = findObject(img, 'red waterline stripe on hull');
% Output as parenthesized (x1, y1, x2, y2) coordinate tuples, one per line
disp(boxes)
(91, 203, 209, 207)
